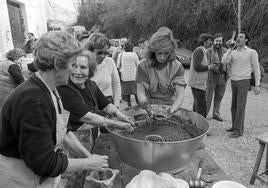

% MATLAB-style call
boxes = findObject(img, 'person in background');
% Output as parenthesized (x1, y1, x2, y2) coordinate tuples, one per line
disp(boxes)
(188, 33, 217, 118)
(0, 31, 109, 187)
(136, 26, 186, 115)
(112, 37, 127, 63)
(87, 33, 121, 107)
(136, 38, 146, 60)
(0, 48, 25, 110)
(222, 31, 261, 138)
(206, 33, 230, 121)
(23, 32, 37, 54)
(117, 40, 140, 106)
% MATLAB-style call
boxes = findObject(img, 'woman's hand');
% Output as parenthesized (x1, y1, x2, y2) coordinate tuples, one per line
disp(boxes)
(86, 154, 109, 171)
(115, 121, 134, 133)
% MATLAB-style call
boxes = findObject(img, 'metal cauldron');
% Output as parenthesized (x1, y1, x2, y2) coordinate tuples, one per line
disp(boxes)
(107, 105, 209, 173)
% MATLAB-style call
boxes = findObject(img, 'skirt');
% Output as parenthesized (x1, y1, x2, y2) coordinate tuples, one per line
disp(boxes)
(121, 81, 137, 95)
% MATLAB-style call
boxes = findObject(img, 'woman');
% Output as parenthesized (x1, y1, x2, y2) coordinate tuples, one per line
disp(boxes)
(86, 33, 121, 107)
(57, 50, 134, 148)
(0, 31, 108, 187)
(136, 27, 186, 115)
(117, 40, 140, 106)
(0, 48, 25, 110)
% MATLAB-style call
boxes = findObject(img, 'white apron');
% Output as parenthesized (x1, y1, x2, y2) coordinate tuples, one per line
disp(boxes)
(0, 87, 69, 188)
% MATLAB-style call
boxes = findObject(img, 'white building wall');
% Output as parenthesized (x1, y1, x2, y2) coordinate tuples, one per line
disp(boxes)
(0, 0, 14, 59)
(0, 0, 77, 59)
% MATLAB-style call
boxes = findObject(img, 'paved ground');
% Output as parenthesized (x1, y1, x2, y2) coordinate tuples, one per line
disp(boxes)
(122, 71, 268, 187)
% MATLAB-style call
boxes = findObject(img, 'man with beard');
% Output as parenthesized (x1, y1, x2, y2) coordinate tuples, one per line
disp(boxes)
(206, 33, 229, 121)
(222, 31, 261, 138)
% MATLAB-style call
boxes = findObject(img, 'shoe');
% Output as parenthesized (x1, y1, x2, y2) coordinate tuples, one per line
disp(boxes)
(226, 128, 234, 132)
(212, 115, 223, 122)
(229, 133, 242, 138)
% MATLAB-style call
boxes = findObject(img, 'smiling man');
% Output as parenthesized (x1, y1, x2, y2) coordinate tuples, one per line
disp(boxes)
(206, 33, 229, 122)
(222, 31, 261, 138)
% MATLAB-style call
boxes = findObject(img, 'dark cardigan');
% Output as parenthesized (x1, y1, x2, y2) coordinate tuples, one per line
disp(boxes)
(0, 75, 69, 178)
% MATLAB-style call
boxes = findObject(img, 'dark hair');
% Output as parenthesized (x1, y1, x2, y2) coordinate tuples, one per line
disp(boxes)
(198, 33, 213, 46)
(213, 33, 224, 41)
(86, 33, 110, 52)
(239, 31, 250, 45)
(28, 33, 34, 37)
(138, 38, 145, 44)
(124, 41, 134, 52)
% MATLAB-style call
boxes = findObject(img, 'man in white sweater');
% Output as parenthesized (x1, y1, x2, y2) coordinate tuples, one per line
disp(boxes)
(222, 31, 261, 138)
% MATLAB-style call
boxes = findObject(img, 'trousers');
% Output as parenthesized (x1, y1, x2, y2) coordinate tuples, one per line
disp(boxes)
(206, 74, 227, 116)
(230, 79, 250, 135)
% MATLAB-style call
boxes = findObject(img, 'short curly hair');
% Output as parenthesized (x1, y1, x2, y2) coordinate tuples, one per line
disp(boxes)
(86, 32, 110, 52)
(34, 31, 82, 71)
(6, 48, 26, 61)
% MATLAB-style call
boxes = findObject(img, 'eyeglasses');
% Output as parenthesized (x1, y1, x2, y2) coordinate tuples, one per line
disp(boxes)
(96, 50, 109, 56)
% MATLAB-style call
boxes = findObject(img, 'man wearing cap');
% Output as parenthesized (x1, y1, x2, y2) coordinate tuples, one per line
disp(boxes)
(206, 33, 230, 122)
(188, 33, 217, 118)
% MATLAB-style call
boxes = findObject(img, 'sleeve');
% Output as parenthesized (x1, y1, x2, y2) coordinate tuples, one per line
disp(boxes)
(110, 60, 121, 106)
(171, 62, 186, 87)
(251, 50, 261, 86)
(222, 49, 233, 64)
(8, 64, 25, 85)
(57, 85, 91, 123)
(193, 48, 208, 72)
(92, 81, 111, 110)
(18, 93, 68, 177)
(117, 53, 122, 69)
(136, 60, 150, 90)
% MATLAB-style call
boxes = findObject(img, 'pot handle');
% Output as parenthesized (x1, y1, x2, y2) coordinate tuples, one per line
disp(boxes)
(144, 135, 164, 143)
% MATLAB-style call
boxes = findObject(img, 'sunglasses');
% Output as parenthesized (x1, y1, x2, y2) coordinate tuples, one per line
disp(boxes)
(96, 50, 109, 56)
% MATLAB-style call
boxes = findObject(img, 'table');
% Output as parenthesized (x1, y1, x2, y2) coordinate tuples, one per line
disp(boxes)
(88, 134, 229, 188)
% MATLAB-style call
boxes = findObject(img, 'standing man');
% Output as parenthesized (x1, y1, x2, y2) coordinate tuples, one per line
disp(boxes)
(206, 33, 229, 121)
(188, 33, 217, 118)
(222, 31, 261, 138)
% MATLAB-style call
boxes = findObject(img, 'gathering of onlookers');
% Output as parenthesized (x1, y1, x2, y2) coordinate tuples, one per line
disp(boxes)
(0, 27, 263, 187)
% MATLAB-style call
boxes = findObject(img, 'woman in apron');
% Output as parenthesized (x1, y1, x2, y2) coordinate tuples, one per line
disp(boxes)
(0, 31, 109, 188)
(136, 27, 186, 115)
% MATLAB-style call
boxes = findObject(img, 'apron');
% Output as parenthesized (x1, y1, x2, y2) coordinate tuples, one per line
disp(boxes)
(0, 87, 69, 188)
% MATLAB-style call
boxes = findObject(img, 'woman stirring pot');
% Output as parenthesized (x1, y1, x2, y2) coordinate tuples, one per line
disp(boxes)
(0, 31, 108, 187)
(136, 27, 186, 115)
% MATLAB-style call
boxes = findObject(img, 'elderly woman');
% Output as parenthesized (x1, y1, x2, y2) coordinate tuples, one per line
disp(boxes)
(0, 31, 108, 187)
(0, 48, 25, 109)
(117, 40, 140, 107)
(136, 27, 186, 115)
(58, 50, 134, 148)
(86, 33, 121, 107)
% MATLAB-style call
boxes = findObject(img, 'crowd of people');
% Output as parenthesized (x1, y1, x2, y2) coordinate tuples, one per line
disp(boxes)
(0, 26, 262, 187)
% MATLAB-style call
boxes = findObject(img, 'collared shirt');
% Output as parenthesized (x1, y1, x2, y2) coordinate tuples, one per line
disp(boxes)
(222, 46, 260, 86)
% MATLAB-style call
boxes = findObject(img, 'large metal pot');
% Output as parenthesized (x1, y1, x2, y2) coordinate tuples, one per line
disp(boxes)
(107, 105, 209, 173)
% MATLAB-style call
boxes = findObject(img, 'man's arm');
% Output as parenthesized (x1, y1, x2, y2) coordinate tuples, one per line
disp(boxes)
(193, 48, 209, 72)
(222, 49, 232, 64)
(251, 50, 261, 87)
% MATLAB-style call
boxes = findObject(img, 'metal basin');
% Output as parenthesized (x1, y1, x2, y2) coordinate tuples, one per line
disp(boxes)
(107, 105, 209, 173)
